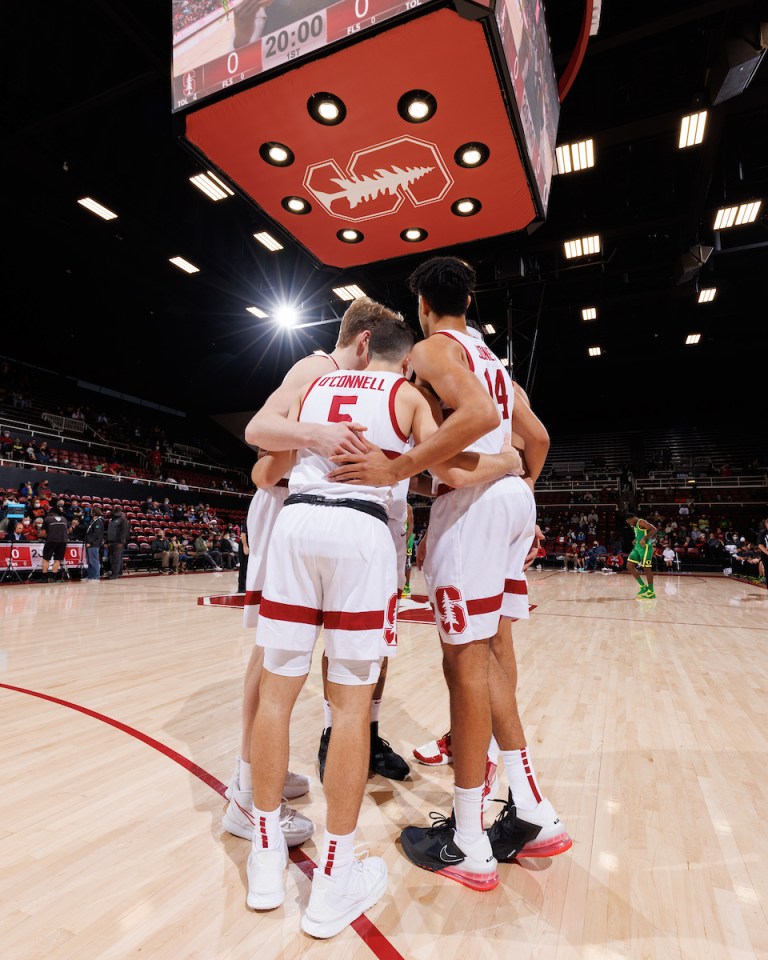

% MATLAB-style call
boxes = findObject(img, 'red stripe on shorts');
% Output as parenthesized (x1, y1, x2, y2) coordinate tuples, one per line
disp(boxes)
(324, 609, 385, 631)
(260, 597, 323, 626)
(504, 579, 527, 595)
(466, 593, 503, 615)
(244, 590, 262, 606)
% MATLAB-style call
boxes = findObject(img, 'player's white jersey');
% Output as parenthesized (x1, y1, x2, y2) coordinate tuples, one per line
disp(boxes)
(290, 369, 410, 512)
(434, 329, 513, 455)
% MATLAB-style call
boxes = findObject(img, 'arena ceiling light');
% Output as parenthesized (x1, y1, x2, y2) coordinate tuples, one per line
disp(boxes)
(555, 138, 595, 174)
(678, 111, 707, 148)
(281, 196, 311, 214)
(332, 284, 366, 301)
(588, 346, 602, 356)
(454, 142, 490, 168)
(337, 228, 364, 243)
(274, 304, 299, 328)
(713, 200, 762, 229)
(451, 197, 482, 217)
(253, 231, 284, 252)
(482, 324, 496, 335)
(685, 333, 701, 344)
(398, 90, 437, 123)
(169, 256, 199, 274)
(400, 227, 428, 242)
(581, 306, 597, 321)
(564, 234, 601, 259)
(307, 93, 346, 125)
(698, 287, 717, 303)
(259, 142, 294, 166)
(246, 306, 268, 318)
(189, 171, 233, 201)
(77, 197, 118, 220)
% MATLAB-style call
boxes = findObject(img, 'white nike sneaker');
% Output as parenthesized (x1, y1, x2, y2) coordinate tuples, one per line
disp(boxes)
(246, 838, 288, 910)
(224, 756, 311, 801)
(222, 788, 314, 846)
(301, 854, 388, 939)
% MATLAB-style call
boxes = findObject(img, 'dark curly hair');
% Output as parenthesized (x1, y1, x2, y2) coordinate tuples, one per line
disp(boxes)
(407, 256, 476, 318)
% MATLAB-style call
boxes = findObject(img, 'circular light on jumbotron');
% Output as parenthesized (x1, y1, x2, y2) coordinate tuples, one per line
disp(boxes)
(259, 142, 294, 166)
(397, 90, 437, 124)
(455, 142, 490, 168)
(451, 197, 482, 217)
(338, 228, 364, 243)
(308, 93, 346, 125)
(401, 227, 428, 242)
(281, 196, 311, 214)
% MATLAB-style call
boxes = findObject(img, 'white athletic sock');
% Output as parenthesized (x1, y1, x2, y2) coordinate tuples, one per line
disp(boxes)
(319, 828, 356, 883)
(251, 803, 282, 849)
(500, 746, 543, 812)
(238, 758, 252, 792)
(323, 699, 333, 729)
(453, 784, 484, 848)
(487, 734, 499, 767)
(370, 698, 382, 723)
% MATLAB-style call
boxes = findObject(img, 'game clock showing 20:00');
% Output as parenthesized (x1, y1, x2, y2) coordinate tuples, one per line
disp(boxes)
(172, 0, 430, 112)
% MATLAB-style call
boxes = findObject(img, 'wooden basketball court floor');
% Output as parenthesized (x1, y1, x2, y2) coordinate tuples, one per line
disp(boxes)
(1, 568, 766, 960)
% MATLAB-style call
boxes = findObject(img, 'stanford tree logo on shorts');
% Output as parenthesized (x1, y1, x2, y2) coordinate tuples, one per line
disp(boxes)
(435, 586, 467, 635)
(383, 592, 398, 647)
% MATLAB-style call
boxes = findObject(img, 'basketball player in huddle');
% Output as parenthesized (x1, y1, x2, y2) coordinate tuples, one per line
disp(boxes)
(222, 298, 409, 849)
(242, 312, 523, 935)
(329, 256, 570, 890)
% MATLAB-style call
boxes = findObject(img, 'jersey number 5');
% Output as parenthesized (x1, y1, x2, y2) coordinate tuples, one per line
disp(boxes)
(483, 368, 509, 419)
(328, 394, 358, 422)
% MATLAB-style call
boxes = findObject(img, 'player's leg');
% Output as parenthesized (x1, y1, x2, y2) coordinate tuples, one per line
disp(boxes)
(485, 479, 572, 861)
(643, 548, 656, 597)
(302, 658, 388, 939)
(627, 557, 647, 594)
(487, 618, 572, 860)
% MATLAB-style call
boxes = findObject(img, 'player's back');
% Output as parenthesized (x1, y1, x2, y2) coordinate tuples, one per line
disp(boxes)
(433, 329, 512, 455)
(291, 369, 410, 512)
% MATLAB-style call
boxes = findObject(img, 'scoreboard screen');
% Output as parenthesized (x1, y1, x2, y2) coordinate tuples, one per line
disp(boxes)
(171, 0, 450, 113)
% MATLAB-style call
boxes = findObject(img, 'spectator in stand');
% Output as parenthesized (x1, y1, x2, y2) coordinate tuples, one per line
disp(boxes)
(193, 533, 222, 570)
(564, 542, 579, 571)
(663, 545, 675, 571)
(2, 519, 26, 543)
(107, 507, 131, 579)
(36, 441, 51, 464)
(40, 505, 69, 582)
(25, 441, 38, 462)
(11, 437, 25, 461)
(83, 506, 105, 580)
(151, 529, 178, 574)
(30, 517, 45, 540)
(605, 551, 624, 573)
(732, 541, 762, 579)
(756, 519, 768, 582)
(216, 532, 237, 569)
(0, 429, 13, 456)
(168, 534, 184, 572)
(161, 497, 173, 517)
(68, 514, 87, 542)
(149, 445, 163, 478)
(585, 541, 607, 571)
(679, 502, 690, 518)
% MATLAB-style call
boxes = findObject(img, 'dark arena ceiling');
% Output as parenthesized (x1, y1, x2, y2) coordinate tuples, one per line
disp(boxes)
(2, 0, 766, 437)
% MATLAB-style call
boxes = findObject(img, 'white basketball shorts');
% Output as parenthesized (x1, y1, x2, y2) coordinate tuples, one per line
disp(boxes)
(423, 475, 536, 645)
(242, 483, 289, 628)
(256, 502, 399, 662)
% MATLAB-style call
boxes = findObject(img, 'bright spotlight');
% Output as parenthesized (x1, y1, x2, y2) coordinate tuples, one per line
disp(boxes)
(274, 305, 299, 328)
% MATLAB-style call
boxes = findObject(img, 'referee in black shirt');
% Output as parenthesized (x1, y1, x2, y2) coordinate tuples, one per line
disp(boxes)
(41, 506, 69, 582)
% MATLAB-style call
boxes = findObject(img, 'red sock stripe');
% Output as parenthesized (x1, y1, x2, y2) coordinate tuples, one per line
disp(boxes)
(521, 748, 542, 804)
(259, 815, 268, 849)
(504, 579, 528, 595)
(324, 839, 337, 876)
(243, 589, 262, 606)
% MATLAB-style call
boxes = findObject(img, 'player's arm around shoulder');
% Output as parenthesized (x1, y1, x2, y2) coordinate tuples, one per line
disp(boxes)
(250, 391, 301, 487)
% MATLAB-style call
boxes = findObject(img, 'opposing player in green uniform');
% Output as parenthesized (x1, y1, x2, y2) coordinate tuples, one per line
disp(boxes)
(402, 502, 415, 598)
(625, 514, 658, 599)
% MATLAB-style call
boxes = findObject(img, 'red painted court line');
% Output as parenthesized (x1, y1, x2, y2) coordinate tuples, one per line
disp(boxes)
(0, 681, 406, 960)
(532, 611, 768, 630)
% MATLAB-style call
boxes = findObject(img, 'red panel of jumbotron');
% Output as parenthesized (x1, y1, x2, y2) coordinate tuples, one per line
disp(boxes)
(184, 7, 535, 268)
